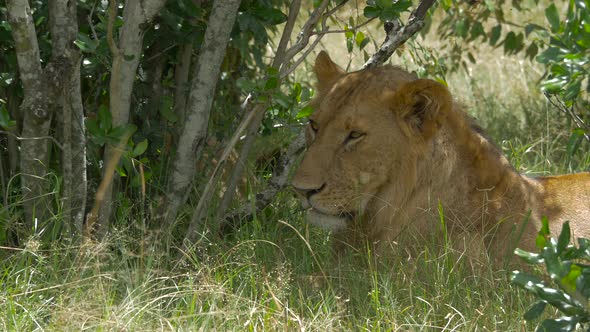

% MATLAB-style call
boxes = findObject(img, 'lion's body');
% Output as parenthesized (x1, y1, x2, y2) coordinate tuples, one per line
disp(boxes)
(292, 52, 590, 263)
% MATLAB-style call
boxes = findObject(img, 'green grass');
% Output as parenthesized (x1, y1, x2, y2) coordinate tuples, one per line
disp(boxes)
(1, 213, 538, 331)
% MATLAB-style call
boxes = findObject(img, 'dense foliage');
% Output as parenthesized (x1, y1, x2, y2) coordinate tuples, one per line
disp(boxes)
(513, 219, 590, 331)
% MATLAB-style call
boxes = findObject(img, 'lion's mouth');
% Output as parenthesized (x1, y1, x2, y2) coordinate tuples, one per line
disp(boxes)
(305, 208, 352, 231)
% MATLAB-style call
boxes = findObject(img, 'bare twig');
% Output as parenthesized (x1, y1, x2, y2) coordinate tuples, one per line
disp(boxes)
(282, 0, 331, 62)
(85, 132, 132, 238)
(545, 93, 590, 142)
(221, 131, 305, 232)
(280, 0, 350, 78)
(87, 1, 99, 41)
(363, 0, 437, 69)
(0, 131, 64, 150)
(310, 16, 377, 36)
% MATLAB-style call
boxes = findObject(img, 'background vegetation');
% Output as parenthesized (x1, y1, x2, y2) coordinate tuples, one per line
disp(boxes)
(0, 0, 589, 330)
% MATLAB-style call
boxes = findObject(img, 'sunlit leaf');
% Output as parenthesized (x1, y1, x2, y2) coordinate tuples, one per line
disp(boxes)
(545, 4, 561, 33)
(296, 105, 314, 119)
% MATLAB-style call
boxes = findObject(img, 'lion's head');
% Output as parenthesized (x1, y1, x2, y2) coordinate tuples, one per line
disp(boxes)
(292, 51, 454, 231)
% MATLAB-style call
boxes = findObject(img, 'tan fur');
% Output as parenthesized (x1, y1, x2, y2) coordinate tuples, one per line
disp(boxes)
(292, 51, 590, 263)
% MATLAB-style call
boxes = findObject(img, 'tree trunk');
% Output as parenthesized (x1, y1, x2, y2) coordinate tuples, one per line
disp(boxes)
(49, 0, 87, 237)
(161, 0, 242, 231)
(213, 0, 301, 229)
(5, 85, 19, 175)
(94, 0, 166, 238)
(173, 43, 193, 134)
(7, 0, 54, 228)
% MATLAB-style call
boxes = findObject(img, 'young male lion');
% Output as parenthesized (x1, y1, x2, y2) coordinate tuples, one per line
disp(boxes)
(292, 51, 590, 264)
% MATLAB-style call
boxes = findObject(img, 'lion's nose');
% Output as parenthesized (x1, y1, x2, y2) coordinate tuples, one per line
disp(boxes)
(292, 183, 326, 201)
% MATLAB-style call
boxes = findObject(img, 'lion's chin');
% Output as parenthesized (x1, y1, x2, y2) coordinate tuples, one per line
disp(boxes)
(305, 209, 349, 232)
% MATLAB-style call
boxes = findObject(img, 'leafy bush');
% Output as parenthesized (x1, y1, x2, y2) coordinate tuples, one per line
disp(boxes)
(511, 218, 590, 331)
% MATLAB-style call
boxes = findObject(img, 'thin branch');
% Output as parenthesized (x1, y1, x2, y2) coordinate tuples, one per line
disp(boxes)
(310, 16, 377, 36)
(281, 34, 325, 79)
(282, 0, 331, 62)
(0, 131, 64, 150)
(221, 131, 305, 232)
(87, 1, 99, 41)
(272, 0, 301, 67)
(545, 93, 590, 142)
(363, 0, 437, 69)
(85, 132, 132, 238)
(107, 0, 120, 55)
(280, 0, 348, 77)
(144, 44, 177, 63)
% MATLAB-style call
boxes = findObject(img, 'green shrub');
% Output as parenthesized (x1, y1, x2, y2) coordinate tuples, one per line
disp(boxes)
(511, 218, 590, 331)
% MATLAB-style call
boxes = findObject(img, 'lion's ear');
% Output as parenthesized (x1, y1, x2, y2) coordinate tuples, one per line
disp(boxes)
(392, 79, 452, 140)
(314, 51, 344, 94)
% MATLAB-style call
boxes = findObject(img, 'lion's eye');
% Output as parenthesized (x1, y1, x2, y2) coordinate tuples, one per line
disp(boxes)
(345, 131, 366, 144)
(309, 120, 319, 132)
(348, 131, 365, 140)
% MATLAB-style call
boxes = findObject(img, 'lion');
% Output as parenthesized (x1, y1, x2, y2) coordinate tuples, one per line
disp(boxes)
(291, 51, 590, 264)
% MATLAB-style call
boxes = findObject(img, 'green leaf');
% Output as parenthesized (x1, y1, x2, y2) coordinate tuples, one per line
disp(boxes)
(108, 124, 137, 144)
(541, 77, 567, 94)
(264, 77, 279, 90)
(577, 238, 590, 258)
(355, 31, 366, 48)
(455, 19, 468, 39)
(503, 32, 524, 54)
(560, 264, 582, 292)
(545, 4, 561, 33)
(489, 25, 502, 46)
(250, 6, 287, 25)
(557, 221, 571, 255)
(159, 96, 178, 123)
(523, 301, 547, 321)
(85, 118, 106, 146)
(115, 165, 127, 177)
(296, 105, 314, 119)
(132, 139, 148, 157)
(74, 33, 98, 53)
(541, 216, 551, 236)
(0, 104, 16, 129)
(469, 21, 486, 41)
(515, 248, 544, 264)
(272, 91, 292, 109)
(390, 0, 412, 12)
(566, 130, 583, 159)
(236, 78, 257, 92)
(363, 6, 381, 18)
(525, 42, 539, 60)
(98, 104, 112, 131)
(359, 38, 370, 50)
(510, 270, 545, 290)
(536, 47, 563, 64)
(525, 23, 545, 37)
(538, 317, 581, 332)
(536, 233, 547, 250)
(563, 81, 581, 101)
